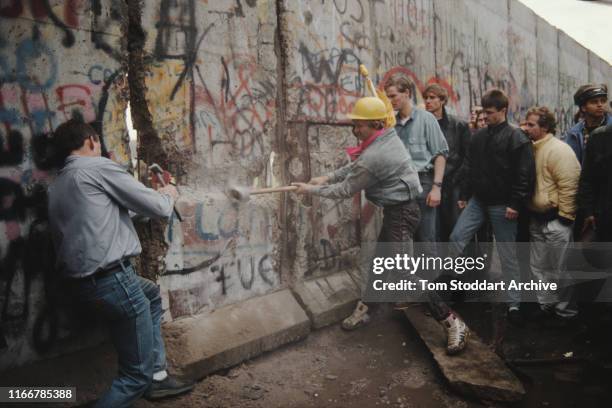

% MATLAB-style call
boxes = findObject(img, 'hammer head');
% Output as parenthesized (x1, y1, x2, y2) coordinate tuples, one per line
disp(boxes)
(226, 185, 251, 201)
(149, 163, 163, 175)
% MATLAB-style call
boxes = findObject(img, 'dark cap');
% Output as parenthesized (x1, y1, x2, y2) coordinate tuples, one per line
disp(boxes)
(574, 84, 608, 106)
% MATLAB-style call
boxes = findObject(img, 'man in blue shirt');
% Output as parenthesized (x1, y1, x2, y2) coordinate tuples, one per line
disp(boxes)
(48, 119, 194, 407)
(384, 74, 448, 268)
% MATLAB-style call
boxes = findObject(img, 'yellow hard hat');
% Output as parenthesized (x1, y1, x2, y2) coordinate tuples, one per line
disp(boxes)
(347, 97, 387, 120)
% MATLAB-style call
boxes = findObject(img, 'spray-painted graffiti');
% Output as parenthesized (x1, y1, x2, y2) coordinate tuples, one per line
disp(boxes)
(291, 43, 364, 121)
(299, 125, 361, 279)
(193, 55, 275, 162)
(0, 2, 128, 369)
(306, 196, 360, 277)
(162, 197, 279, 319)
(91, 0, 125, 61)
(0, 185, 62, 353)
(1, 0, 123, 60)
(0, 122, 61, 353)
(0, 0, 79, 47)
(148, 0, 277, 162)
(558, 70, 583, 133)
(154, 0, 210, 101)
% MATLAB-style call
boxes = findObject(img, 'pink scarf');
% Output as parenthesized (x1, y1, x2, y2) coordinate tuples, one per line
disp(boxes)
(345, 129, 384, 161)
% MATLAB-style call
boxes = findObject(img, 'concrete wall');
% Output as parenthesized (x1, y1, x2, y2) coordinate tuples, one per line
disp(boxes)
(536, 15, 559, 111)
(558, 31, 590, 133)
(135, 0, 283, 322)
(281, 0, 375, 285)
(0, 0, 610, 370)
(0, 1, 129, 368)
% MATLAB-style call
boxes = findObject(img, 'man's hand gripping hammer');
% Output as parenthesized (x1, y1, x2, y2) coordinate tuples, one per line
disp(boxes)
(149, 163, 183, 222)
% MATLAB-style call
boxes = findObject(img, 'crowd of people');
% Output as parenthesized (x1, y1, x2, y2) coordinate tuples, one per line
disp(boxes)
(295, 79, 612, 357)
(46, 72, 610, 405)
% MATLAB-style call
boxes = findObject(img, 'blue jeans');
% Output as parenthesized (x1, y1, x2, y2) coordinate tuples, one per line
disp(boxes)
(415, 173, 439, 260)
(68, 263, 166, 408)
(449, 197, 521, 309)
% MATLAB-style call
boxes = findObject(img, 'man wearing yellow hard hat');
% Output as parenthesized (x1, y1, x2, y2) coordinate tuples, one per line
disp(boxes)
(292, 96, 470, 355)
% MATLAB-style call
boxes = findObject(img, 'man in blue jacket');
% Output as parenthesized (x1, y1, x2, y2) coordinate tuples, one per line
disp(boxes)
(564, 84, 611, 164)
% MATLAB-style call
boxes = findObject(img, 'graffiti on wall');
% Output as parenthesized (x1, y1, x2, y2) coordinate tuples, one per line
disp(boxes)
(162, 197, 279, 319)
(148, 0, 276, 167)
(193, 54, 276, 164)
(291, 43, 364, 122)
(0, 2, 128, 365)
(142, 0, 282, 318)
(300, 125, 361, 279)
(283, 0, 373, 122)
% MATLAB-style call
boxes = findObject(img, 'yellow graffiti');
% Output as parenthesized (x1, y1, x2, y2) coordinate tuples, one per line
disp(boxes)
(145, 61, 193, 150)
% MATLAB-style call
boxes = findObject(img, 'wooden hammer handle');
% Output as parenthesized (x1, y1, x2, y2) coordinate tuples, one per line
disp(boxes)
(250, 186, 298, 195)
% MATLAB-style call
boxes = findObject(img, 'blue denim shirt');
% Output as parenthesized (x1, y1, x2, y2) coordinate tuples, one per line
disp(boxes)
(48, 156, 174, 278)
(563, 113, 612, 164)
(394, 107, 448, 172)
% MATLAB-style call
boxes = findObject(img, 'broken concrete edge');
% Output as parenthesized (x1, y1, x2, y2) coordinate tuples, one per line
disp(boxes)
(179, 320, 310, 382)
(450, 380, 525, 403)
(291, 269, 361, 329)
(403, 306, 526, 403)
(164, 288, 311, 380)
(164, 271, 362, 380)
(127, 0, 184, 281)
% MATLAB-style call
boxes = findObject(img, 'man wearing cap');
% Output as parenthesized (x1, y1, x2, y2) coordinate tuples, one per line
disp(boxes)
(292, 97, 470, 355)
(564, 84, 611, 164)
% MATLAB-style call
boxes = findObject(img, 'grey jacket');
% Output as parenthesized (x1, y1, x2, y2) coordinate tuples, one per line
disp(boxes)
(310, 128, 422, 207)
(48, 155, 174, 278)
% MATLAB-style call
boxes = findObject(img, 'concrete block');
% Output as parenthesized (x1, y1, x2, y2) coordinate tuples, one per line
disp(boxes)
(292, 270, 361, 329)
(403, 305, 525, 402)
(164, 289, 310, 379)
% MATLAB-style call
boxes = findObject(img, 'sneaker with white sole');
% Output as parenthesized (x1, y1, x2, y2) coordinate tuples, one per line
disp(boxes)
(441, 313, 469, 355)
(341, 301, 370, 331)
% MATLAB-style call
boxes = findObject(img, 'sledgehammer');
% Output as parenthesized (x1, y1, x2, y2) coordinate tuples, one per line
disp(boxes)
(149, 163, 183, 222)
(227, 185, 298, 202)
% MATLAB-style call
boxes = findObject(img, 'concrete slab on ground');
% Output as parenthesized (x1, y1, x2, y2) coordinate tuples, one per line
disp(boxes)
(403, 305, 525, 402)
(292, 270, 361, 329)
(164, 289, 310, 380)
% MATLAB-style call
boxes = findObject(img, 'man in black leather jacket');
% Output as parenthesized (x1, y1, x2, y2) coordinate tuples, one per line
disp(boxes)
(423, 84, 471, 242)
(578, 123, 612, 242)
(449, 89, 535, 320)
(576, 124, 612, 302)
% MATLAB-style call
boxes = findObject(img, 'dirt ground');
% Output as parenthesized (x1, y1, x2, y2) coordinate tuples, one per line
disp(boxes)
(134, 302, 612, 408)
(135, 305, 486, 408)
(3, 302, 611, 408)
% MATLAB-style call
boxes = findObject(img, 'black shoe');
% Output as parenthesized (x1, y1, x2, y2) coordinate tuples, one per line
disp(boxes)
(542, 314, 578, 329)
(527, 307, 554, 322)
(507, 309, 524, 327)
(144, 375, 195, 400)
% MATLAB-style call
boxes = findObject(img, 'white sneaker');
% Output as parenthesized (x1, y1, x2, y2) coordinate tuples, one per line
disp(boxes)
(341, 301, 370, 331)
(441, 313, 469, 355)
